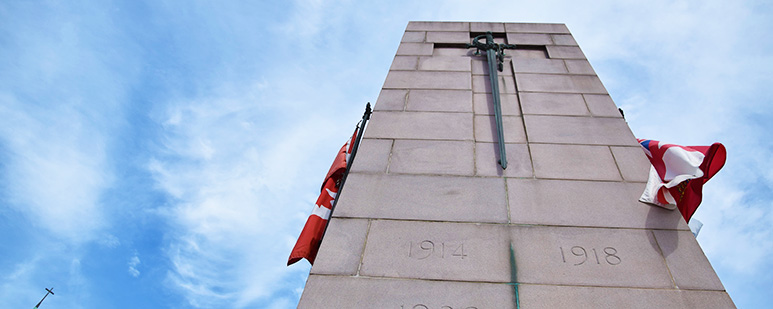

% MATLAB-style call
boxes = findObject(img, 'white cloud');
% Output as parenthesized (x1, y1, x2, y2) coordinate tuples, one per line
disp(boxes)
(128, 255, 141, 278)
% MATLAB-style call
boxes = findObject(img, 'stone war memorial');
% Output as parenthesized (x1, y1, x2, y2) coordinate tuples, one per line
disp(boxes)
(296, 21, 734, 308)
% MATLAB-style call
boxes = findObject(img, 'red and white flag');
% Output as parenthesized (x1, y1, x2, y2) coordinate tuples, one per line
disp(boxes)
(287, 129, 357, 266)
(637, 139, 726, 222)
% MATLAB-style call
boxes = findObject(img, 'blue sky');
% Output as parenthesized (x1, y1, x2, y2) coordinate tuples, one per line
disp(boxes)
(1, 0, 770, 308)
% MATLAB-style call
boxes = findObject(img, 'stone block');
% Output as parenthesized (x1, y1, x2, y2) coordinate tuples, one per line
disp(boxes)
(511, 225, 674, 288)
(475, 142, 532, 177)
(512, 48, 549, 59)
(374, 89, 407, 111)
(520, 92, 589, 116)
(298, 276, 516, 309)
(384, 71, 471, 90)
(547, 45, 586, 59)
(505, 23, 570, 34)
(654, 230, 726, 291)
(472, 74, 516, 94)
(407, 90, 473, 112)
(584, 94, 622, 117)
(396, 43, 434, 56)
(506, 33, 553, 45)
(473, 93, 520, 116)
(474, 115, 527, 143)
(363, 111, 473, 140)
(611, 146, 650, 182)
(551, 34, 578, 45)
(530, 144, 621, 181)
(418, 56, 471, 71)
(390, 56, 418, 70)
(516, 73, 607, 94)
(565, 59, 596, 74)
(519, 285, 735, 309)
(471, 22, 505, 33)
(360, 220, 511, 282)
(426, 31, 470, 44)
(407, 21, 469, 31)
(402, 31, 425, 42)
(310, 218, 369, 275)
(350, 138, 393, 173)
(507, 179, 690, 230)
(472, 59, 513, 76)
(389, 140, 474, 176)
(433, 47, 475, 57)
(513, 58, 568, 74)
(524, 115, 638, 146)
(333, 173, 508, 223)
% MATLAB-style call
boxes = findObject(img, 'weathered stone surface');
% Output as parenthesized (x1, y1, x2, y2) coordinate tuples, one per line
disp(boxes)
(524, 115, 638, 146)
(333, 173, 508, 223)
(426, 31, 470, 44)
(551, 34, 578, 45)
(516, 73, 607, 94)
(471, 22, 505, 33)
(565, 59, 596, 74)
(475, 142, 532, 177)
(473, 93, 520, 116)
(584, 94, 622, 117)
(350, 138, 393, 173)
(418, 56, 471, 71)
(547, 45, 586, 59)
(474, 115, 527, 143)
(520, 92, 589, 116)
(374, 89, 407, 111)
(511, 225, 674, 288)
(519, 285, 736, 309)
(407, 21, 469, 31)
(364, 111, 473, 140)
(407, 90, 473, 112)
(310, 218, 369, 275)
(505, 23, 570, 34)
(401, 31, 425, 42)
(506, 33, 553, 45)
(360, 220, 511, 282)
(396, 43, 434, 56)
(472, 59, 513, 76)
(610, 146, 651, 182)
(513, 58, 567, 74)
(390, 140, 474, 176)
(384, 71, 471, 90)
(472, 74, 516, 93)
(507, 179, 690, 230)
(530, 143, 622, 181)
(654, 230, 726, 291)
(390, 56, 418, 70)
(298, 276, 516, 309)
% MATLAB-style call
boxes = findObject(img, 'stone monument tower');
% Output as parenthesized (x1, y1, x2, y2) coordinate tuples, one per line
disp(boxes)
(297, 21, 734, 308)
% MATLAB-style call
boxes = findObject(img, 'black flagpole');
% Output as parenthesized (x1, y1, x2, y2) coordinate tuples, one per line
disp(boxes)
(320, 102, 372, 242)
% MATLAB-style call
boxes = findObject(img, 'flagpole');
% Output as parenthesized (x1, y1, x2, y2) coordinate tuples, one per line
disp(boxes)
(320, 102, 372, 242)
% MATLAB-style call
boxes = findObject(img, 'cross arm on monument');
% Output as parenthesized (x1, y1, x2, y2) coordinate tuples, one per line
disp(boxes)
(468, 31, 516, 169)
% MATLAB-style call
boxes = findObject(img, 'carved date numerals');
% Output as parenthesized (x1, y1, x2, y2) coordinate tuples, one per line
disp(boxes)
(400, 305, 478, 309)
(408, 240, 467, 260)
(559, 246, 620, 266)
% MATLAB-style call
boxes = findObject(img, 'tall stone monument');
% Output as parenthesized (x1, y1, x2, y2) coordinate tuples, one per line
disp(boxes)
(298, 21, 734, 308)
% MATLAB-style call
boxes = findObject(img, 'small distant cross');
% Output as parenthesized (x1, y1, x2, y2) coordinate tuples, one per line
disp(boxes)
(34, 287, 54, 309)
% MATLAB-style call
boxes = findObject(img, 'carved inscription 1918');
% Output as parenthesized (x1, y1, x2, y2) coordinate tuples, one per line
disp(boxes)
(559, 246, 621, 266)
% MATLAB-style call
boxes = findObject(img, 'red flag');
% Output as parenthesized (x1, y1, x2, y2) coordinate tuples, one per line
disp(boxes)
(288, 129, 357, 266)
(637, 139, 727, 222)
